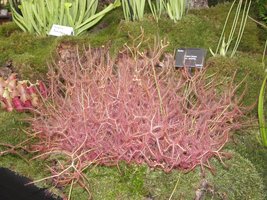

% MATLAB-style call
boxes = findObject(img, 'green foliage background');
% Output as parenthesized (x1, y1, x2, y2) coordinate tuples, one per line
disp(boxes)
(257, 0, 267, 23)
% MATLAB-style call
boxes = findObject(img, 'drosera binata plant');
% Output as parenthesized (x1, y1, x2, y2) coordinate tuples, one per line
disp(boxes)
(26, 35, 245, 199)
(210, 0, 251, 57)
(258, 39, 267, 147)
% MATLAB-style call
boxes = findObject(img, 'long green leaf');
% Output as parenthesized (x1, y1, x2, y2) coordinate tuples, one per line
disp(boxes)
(258, 40, 267, 147)
(215, 0, 237, 55)
(59, 0, 66, 25)
(76, 0, 120, 35)
(231, 0, 251, 57)
(258, 74, 267, 147)
(76, 0, 87, 26)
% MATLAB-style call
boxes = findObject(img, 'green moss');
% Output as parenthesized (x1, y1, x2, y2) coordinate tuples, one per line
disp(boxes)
(206, 52, 264, 114)
(0, 22, 21, 37)
(159, 14, 218, 51)
(0, 29, 58, 80)
(208, 152, 265, 200)
(107, 13, 218, 54)
(56, 151, 263, 200)
(83, 164, 146, 200)
(143, 151, 265, 200)
(0, 111, 29, 145)
(227, 131, 267, 198)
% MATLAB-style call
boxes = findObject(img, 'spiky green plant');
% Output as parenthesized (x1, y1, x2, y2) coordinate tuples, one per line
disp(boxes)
(148, 0, 166, 23)
(10, 0, 121, 36)
(258, 0, 267, 23)
(165, 0, 186, 23)
(121, 0, 145, 21)
(210, 0, 251, 57)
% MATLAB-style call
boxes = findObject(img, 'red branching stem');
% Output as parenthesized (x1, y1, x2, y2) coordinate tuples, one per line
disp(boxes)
(29, 45, 244, 191)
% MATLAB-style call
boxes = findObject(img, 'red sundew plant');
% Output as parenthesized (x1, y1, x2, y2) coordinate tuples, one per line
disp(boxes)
(29, 44, 244, 196)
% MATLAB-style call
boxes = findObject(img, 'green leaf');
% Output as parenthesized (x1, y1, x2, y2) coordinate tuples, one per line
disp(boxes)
(258, 74, 267, 147)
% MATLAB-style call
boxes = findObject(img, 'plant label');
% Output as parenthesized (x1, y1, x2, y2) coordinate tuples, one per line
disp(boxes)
(175, 48, 206, 68)
(48, 24, 74, 36)
(0, 9, 8, 17)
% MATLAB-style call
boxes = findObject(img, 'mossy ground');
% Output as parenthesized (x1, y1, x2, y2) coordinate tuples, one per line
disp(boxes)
(1, 144, 265, 200)
(0, 2, 266, 200)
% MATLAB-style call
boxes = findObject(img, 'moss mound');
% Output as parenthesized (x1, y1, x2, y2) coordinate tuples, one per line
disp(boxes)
(144, 151, 265, 200)
(206, 52, 264, 114)
(1, 111, 264, 200)
(228, 131, 267, 197)
(1, 139, 265, 200)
